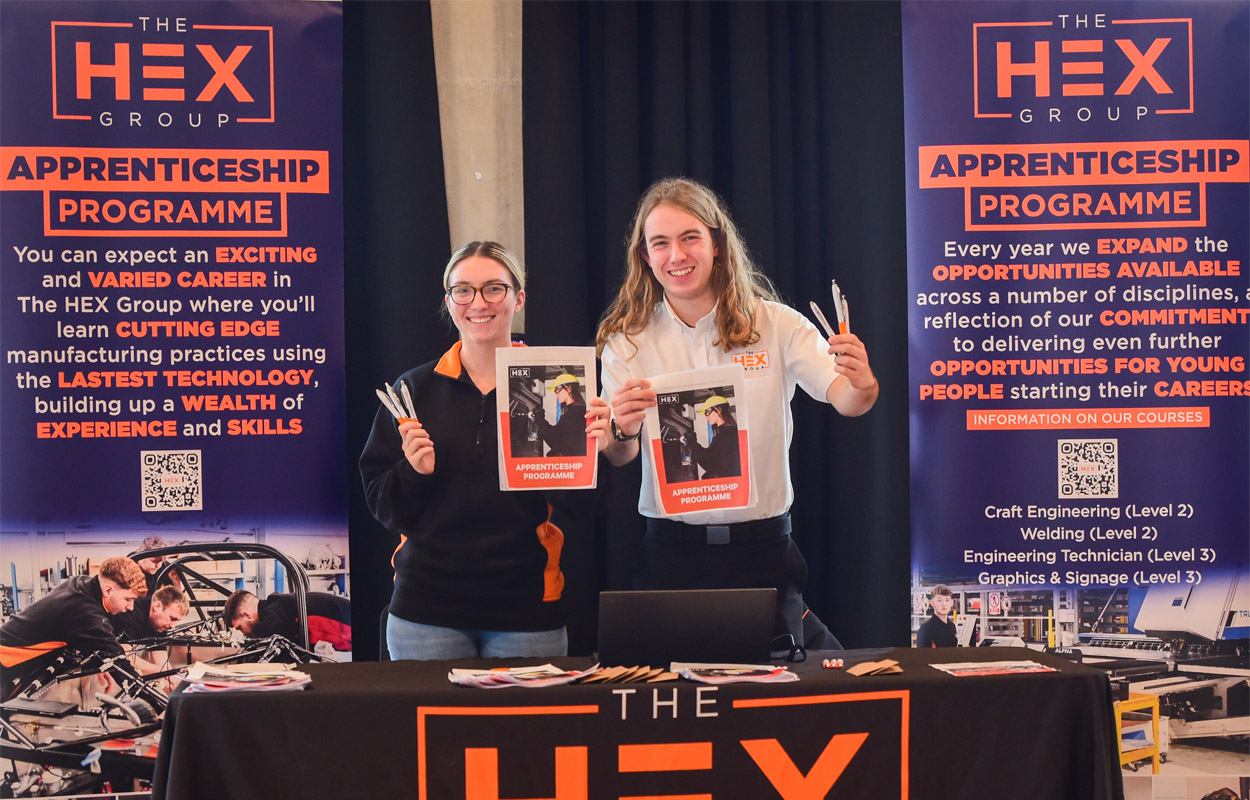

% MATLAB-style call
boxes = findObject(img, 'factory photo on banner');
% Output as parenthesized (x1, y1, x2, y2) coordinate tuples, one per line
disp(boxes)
(0, 1, 348, 648)
(903, 0, 1249, 789)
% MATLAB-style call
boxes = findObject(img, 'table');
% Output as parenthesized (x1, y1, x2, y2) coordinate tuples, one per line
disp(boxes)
(151, 647, 1124, 800)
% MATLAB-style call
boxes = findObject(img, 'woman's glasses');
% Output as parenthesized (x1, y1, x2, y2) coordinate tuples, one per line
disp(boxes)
(447, 282, 511, 305)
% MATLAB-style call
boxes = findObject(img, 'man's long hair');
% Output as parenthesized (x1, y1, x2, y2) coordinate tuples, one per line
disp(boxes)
(596, 177, 777, 356)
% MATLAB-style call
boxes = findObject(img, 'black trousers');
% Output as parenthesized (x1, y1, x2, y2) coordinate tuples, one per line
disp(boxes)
(640, 514, 842, 652)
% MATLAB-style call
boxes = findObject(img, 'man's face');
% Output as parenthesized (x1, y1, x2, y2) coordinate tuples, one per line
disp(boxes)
(149, 600, 185, 632)
(136, 555, 165, 575)
(931, 593, 954, 617)
(231, 610, 257, 635)
(642, 204, 718, 310)
(101, 579, 139, 614)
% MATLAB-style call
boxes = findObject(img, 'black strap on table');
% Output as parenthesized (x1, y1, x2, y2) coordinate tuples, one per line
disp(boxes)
(645, 513, 791, 545)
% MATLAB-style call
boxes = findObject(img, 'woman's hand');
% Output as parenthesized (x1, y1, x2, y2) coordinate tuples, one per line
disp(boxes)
(398, 419, 435, 474)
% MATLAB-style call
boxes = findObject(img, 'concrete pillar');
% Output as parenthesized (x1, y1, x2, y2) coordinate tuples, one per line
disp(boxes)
(429, 0, 525, 328)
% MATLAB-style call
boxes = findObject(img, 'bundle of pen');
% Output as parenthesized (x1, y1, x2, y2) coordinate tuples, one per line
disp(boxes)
(376, 381, 417, 423)
(809, 278, 850, 338)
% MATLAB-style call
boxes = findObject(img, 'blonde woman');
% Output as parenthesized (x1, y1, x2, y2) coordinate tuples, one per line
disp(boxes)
(360, 242, 610, 660)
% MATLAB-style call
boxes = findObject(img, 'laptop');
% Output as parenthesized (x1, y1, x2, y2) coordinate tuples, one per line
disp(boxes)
(596, 588, 777, 666)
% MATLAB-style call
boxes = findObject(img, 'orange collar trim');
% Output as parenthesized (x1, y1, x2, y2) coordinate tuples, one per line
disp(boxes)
(433, 340, 525, 379)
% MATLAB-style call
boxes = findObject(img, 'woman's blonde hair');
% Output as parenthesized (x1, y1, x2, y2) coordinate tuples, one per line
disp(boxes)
(442, 241, 525, 291)
(596, 178, 776, 355)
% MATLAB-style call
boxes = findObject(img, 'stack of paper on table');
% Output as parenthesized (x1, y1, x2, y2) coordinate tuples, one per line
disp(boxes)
(673, 663, 799, 684)
(183, 662, 311, 692)
(448, 663, 600, 688)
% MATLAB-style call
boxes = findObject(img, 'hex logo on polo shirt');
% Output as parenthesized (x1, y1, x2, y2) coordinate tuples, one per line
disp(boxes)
(732, 350, 770, 372)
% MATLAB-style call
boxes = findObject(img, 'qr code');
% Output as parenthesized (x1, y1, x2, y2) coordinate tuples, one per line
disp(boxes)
(141, 450, 203, 511)
(1057, 439, 1117, 499)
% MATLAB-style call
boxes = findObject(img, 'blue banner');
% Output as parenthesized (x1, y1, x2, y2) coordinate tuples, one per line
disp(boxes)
(1, 2, 346, 604)
(904, 0, 1248, 784)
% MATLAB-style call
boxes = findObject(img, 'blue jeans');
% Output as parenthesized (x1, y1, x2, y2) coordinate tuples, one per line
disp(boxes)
(386, 614, 567, 661)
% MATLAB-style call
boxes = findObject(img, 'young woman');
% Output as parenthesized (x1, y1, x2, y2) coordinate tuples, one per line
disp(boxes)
(360, 242, 610, 660)
(685, 396, 740, 479)
(535, 374, 589, 457)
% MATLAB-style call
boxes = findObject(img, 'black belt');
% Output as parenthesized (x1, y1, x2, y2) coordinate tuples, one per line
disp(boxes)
(646, 514, 791, 546)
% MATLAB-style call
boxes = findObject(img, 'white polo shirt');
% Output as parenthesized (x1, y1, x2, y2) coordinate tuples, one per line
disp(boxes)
(601, 297, 841, 524)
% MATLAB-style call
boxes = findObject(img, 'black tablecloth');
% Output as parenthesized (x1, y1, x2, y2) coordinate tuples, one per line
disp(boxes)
(152, 647, 1124, 800)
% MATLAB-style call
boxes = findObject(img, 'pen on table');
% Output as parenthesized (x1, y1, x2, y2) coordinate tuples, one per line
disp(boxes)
(809, 301, 836, 339)
(830, 280, 848, 335)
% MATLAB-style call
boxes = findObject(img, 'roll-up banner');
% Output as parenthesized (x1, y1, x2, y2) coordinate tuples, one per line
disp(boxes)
(905, 0, 1247, 785)
(0, 2, 348, 629)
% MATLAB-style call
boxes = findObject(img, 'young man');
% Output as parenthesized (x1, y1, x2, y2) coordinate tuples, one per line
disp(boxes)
(0, 556, 147, 699)
(222, 590, 352, 652)
(109, 585, 190, 684)
(598, 177, 878, 652)
(916, 585, 958, 648)
(110, 585, 190, 641)
(133, 535, 183, 595)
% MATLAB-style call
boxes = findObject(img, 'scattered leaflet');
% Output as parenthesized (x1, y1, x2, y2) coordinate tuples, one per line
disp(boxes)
(495, 346, 599, 490)
(182, 662, 310, 692)
(929, 660, 1058, 677)
(448, 663, 600, 688)
(846, 659, 902, 676)
(578, 666, 678, 684)
(672, 662, 798, 684)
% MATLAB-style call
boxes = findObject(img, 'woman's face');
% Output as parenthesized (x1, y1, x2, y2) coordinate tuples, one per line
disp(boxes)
(555, 384, 573, 405)
(705, 406, 724, 427)
(444, 256, 523, 344)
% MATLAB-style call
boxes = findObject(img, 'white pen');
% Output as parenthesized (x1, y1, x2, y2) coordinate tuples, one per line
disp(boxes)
(809, 301, 836, 339)
(830, 280, 848, 334)
(841, 295, 850, 333)
(385, 383, 409, 421)
(399, 381, 417, 419)
(375, 388, 403, 420)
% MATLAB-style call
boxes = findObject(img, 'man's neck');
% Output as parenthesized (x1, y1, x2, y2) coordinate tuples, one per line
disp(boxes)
(665, 294, 716, 328)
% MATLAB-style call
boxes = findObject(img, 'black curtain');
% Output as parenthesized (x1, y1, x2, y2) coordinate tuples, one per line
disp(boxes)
(522, 1, 911, 650)
(343, 1, 453, 663)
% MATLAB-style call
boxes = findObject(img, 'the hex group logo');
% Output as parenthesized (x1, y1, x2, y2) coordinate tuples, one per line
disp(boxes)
(417, 689, 909, 799)
(974, 15, 1194, 120)
(51, 15, 275, 126)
